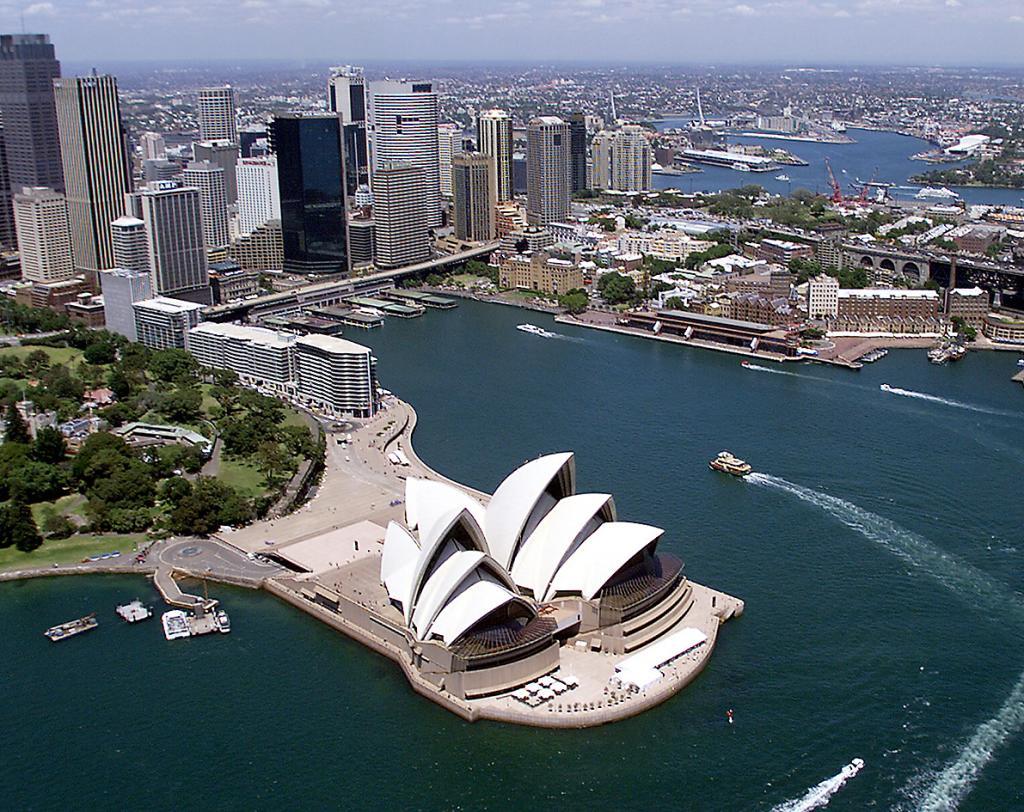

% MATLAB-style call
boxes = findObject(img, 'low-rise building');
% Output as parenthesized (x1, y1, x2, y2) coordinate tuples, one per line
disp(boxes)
(982, 313, 1024, 343)
(836, 288, 941, 321)
(499, 252, 584, 295)
(947, 287, 989, 328)
(755, 238, 814, 265)
(209, 259, 259, 303)
(65, 293, 106, 328)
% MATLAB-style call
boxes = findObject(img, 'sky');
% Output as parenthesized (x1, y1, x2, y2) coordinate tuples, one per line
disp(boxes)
(3, 0, 1024, 65)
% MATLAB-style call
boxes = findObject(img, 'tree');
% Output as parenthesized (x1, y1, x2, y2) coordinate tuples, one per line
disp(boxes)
(72, 432, 133, 485)
(23, 349, 51, 375)
(83, 341, 117, 365)
(157, 387, 203, 423)
(558, 290, 589, 315)
(7, 460, 67, 503)
(255, 441, 291, 489)
(160, 476, 193, 507)
(32, 426, 66, 464)
(597, 272, 637, 305)
(107, 366, 132, 399)
(40, 508, 75, 539)
(148, 348, 199, 383)
(4, 402, 30, 445)
(0, 500, 43, 552)
(170, 478, 253, 535)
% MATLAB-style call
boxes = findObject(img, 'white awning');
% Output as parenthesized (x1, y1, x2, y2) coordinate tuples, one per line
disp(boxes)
(615, 627, 708, 675)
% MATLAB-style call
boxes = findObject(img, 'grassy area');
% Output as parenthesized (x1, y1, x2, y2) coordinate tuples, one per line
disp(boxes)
(217, 458, 266, 499)
(0, 345, 85, 365)
(282, 408, 308, 430)
(30, 494, 87, 525)
(449, 273, 491, 287)
(0, 532, 147, 572)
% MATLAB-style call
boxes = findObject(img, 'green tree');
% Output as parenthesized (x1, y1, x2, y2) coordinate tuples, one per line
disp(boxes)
(23, 349, 51, 375)
(83, 341, 117, 365)
(148, 348, 199, 383)
(4, 402, 30, 445)
(40, 508, 75, 539)
(597, 272, 637, 305)
(558, 290, 589, 314)
(0, 500, 43, 551)
(255, 441, 291, 489)
(160, 476, 193, 507)
(32, 426, 67, 464)
(6, 460, 67, 503)
(107, 366, 132, 399)
(158, 387, 203, 423)
(170, 478, 252, 535)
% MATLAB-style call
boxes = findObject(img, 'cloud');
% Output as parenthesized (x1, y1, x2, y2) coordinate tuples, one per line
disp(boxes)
(23, 1, 56, 15)
(729, 3, 757, 15)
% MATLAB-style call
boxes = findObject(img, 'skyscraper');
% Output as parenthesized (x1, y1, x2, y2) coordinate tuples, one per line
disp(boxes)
(476, 109, 513, 203)
(128, 180, 210, 302)
(526, 116, 571, 226)
(53, 74, 132, 276)
(0, 127, 15, 247)
(270, 113, 349, 275)
(372, 161, 429, 269)
(569, 113, 588, 194)
(197, 86, 237, 144)
(100, 267, 152, 341)
(328, 65, 369, 196)
(139, 132, 166, 160)
(592, 125, 652, 192)
(368, 80, 440, 228)
(13, 186, 74, 283)
(451, 153, 495, 242)
(438, 122, 463, 197)
(193, 140, 239, 203)
(111, 215, 149, 273)
(236, 156, 280, 236)
(0, 34, 63, 192)
(182, 160, 229, 251)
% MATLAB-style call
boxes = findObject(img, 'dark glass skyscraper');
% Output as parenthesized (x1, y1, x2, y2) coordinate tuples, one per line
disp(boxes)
(270, 113, 349, 275)
(0, 34, 63, 192)
(569, 112, 588, 194)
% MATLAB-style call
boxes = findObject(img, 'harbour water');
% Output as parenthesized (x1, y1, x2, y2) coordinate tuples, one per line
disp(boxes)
(3, 300, 1023, 810)
(653, 122, 1024, 207)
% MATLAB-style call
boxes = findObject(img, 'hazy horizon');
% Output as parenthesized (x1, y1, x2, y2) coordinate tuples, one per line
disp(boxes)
(3, 0, 1023, 67)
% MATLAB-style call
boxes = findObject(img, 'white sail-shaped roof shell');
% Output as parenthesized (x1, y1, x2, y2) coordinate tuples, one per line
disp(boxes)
(547, 521, 663, 601)
(485, 452, 575, 570)
(405, 478, 486, 533)
(404, 507, 488, 625)
(381, 522, 421, 610)
(411, 550, 518, 638)
(510, 493, 616, 600)
(429, 580, 528, 645)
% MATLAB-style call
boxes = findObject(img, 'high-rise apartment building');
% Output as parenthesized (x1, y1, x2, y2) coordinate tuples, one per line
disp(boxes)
(270, 113, 349, 275)
(294, 334, 378, 418)
(368, 80, 440, 227)
(328, 65, 369, 196)
(197, 86, 237, 144)
(451, 153, 495, 242)
(53, 74, 132, 275)
(569, 113, 589, 194)
(111, 215, 149, 273)
(128, 180, 210, 301)
(0, 34, 63, 192)
(193, 140, 239, 203)
(592, 125, 652, 192)
(476, 109, 513, 203)
(526, 117, 571, 226)
(182, 160, 229, 251)
(438, 122, 463, 198)
(13, 186, 74, 283)
(132, 296, 204, 350)
(236, 156, 280, 236)
(372, 161, 429, 269)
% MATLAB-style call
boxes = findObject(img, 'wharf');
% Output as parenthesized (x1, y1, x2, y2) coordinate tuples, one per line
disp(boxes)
(348, 296, 423, 318)
(384, 289, 458, 309)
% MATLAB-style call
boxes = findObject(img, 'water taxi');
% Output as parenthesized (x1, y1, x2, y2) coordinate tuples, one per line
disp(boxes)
(775, 173, 790, 182)
(44, 613, 98, 642)
(516, 324, 557, 338)
(216, 609, 231, 634)
(879, 383, 893, 392)
(709, 451, 752, 477)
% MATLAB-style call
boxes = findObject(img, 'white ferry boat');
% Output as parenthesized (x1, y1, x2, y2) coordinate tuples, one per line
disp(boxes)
(915, 186, 959, 200)
(775, 173, 790, 182)
(516, 324, 557, 338)
(162, 610, 192, 641)
(732, 161, 752, 172)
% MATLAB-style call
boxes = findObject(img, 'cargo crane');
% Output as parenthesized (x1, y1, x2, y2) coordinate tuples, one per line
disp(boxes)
(824, 157, 843, 203)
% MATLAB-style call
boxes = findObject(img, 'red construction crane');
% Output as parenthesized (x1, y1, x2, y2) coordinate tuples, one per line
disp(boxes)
(824, 157, 843, 204)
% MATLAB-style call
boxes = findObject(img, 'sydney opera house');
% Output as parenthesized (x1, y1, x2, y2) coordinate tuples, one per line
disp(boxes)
(374, 451, 739, 703)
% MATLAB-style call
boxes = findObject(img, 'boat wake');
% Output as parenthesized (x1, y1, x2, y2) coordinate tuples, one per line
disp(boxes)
(908, 671, 1024, 812)
(746, 474, 1024, 622)
(879, 385, 1012, 417)
(749, 472, 1024, 810)
(744, 363, 800, 377)
(772, 759, 865, 812)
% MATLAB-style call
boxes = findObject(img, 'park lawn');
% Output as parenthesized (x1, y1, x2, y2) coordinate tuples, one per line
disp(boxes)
(0, 532, 147, 572)
(217, 458, 267, 499)
(198, 383, 221, 418)
(282, 408, 308, 430)
(30, 493, 88, 525)
(0, 345, 85, 366)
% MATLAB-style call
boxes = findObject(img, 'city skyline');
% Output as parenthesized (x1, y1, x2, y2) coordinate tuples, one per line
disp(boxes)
(5, 0, 1024, 66)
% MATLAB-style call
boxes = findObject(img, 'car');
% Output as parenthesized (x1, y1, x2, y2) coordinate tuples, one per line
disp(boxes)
(263, 540, 275, 546)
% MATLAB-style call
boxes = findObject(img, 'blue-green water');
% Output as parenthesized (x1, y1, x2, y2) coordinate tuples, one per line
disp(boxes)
(4, 301, 1023, 810)
(653, 124, 1024, 208)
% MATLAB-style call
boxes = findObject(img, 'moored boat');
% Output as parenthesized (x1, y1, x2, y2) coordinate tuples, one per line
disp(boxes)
(44, 613, 98, 642)
(162, 610, 192, 641)
(116, 599, 152, 623)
